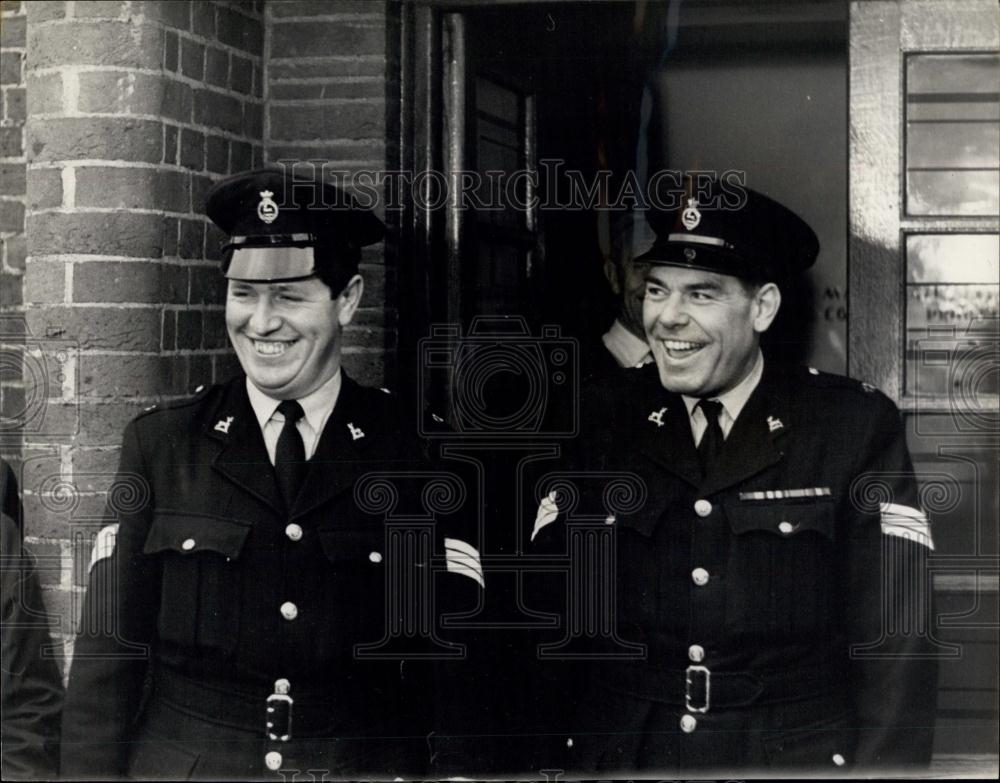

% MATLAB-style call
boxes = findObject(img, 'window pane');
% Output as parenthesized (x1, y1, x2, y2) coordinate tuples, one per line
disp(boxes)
(907, 53, 1000, 95)
(905, 52, 999, 216)
(905, 233, 1000, 397)
(906, 234, 1000, 283)
(907, 122, 999, 169)
(906, 284, 999, 329)
(906, 170, 1000, 216)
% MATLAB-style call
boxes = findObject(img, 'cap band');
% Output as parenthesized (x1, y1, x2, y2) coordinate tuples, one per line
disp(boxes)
(666, 233, 733, 249)
(224, 245, 317, 281)
(227, 233, 316, 249)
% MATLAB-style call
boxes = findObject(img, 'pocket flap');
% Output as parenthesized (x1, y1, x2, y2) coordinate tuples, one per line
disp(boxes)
(727, 502, 836, 540)
(143, 511, 251, 559)
(613, 484, 672, 537)
(318, 526, 387, 564)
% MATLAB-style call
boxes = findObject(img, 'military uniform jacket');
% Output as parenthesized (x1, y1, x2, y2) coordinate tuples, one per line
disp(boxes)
(528, 362, 938, 775)
(2, 512, 64, 781)
(61, 374, 483, 780)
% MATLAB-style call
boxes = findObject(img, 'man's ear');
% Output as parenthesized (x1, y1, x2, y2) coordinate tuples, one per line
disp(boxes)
(336, 274, 365, 327)
(603, 258, 622, 296)
(752, 282, 781, 334)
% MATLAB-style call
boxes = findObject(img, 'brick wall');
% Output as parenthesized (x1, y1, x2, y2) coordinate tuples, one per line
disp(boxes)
(266, 0, 397, 387)
(10, 0, 265, 657)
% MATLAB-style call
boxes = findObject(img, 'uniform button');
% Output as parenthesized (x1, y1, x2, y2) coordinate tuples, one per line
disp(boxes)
(264, 751, 283, 770)
(566, 737, 574, 748)
(280, 602, 298, 621)
(693, 499, 712, 517)
(778, 521, 794, 534)
(832, 753, 846, 767)
(691, 568, 710, 586)
(679, 714, 697, 733)
(181, 538, 195, 551)
(285, 523, 303, 542)
(369, 551, 383, 563)
(688, 644, 705, 663)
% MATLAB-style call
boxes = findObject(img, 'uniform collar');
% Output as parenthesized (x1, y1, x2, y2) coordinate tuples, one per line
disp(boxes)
(245, 370, 342, 435)
(682, 349, 764, 423)
(602, 318, 653, 369)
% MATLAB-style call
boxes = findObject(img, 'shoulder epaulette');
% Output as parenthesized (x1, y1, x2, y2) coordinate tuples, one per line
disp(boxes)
(801, 366, 884, 396)
(135, 383, 217, 420)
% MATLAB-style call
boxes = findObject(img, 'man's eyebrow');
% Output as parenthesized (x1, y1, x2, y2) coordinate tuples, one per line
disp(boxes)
(685, 280, 723, 292)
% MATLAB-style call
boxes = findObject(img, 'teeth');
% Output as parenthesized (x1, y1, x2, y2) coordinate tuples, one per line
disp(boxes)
(253, 340, 292, 355)
(663, 340, 702, 351)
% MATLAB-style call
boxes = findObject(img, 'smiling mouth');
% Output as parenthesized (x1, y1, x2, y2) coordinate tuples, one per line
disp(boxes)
(250, 338, 297, 356)
(659, 339, 706, 359)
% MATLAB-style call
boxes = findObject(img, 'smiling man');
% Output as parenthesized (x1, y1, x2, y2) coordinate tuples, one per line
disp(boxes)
(528, 177, 938, 776)
(60, 169, 484, 780)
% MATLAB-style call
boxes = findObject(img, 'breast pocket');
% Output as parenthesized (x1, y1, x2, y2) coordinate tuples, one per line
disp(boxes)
(143, 511, 251, 654)
(724, 502, 839, 636)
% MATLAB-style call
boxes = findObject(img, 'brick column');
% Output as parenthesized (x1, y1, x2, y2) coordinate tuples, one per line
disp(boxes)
(1, 0, 28, 462)
(18, 0, 264, 652)
(266, 0, 397, 386)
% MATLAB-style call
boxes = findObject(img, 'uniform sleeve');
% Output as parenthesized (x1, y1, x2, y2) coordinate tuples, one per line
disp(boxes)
(517, 420, 604, 775)
(1, 514, 64, 781)
(844, 396, 938, 770)
(61, 421, 160, 779)
(425, 451, 493, 776)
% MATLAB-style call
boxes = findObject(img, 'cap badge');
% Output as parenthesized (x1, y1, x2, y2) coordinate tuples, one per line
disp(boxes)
(681, 197, 702, 230)
(684, 247, 697, 261)
(257, 190, 278, 224)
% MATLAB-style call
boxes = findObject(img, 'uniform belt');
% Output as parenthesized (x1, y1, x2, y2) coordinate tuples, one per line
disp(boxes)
(597, 661, 840, 711)
(152, 666, 352, 737)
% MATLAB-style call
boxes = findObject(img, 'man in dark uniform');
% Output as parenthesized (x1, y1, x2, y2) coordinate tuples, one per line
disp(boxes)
(2, 458, 64, 780)
(60, 169, 484, 780)
(528, 178, 938, 775)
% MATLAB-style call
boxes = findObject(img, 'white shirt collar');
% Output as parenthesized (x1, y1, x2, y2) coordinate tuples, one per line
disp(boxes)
(601, 318, 653, 369)
(682, 349, 764, 423)
(246, 370, 343, 434)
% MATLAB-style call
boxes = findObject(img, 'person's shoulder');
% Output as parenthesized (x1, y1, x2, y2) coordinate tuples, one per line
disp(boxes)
(344, 377, 435, 442)
(780, 364, 899, 416)
(129, 380, 229, 433)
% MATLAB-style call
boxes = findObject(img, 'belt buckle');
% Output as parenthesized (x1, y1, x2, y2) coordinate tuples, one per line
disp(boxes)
(685, 665, 711, 713)
(266, 691, 294, 742)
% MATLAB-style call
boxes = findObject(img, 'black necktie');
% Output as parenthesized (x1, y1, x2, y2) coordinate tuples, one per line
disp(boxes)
(274, 400, 306, 507)
(696, 398, 725, 476)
